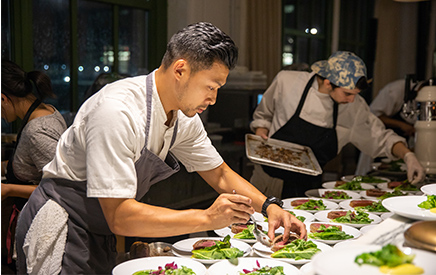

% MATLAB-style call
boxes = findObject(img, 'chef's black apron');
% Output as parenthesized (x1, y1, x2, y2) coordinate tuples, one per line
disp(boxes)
(16, 73, 180, 274)
(3, 99, 41, 267)
(262, 75, 338, 198)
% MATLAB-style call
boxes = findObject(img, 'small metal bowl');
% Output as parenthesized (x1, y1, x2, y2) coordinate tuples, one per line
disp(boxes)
(149, 242, 173, 257)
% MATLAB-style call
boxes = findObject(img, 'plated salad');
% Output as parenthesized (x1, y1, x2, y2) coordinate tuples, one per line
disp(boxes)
(239, 260, 284, 275)
(308, 224, 353, 240)
(132, 262, 195, 275)
(294, 199, 326, 211)
(331, 210, 373, 224)
(335, 181, 363, 191)
(355, 201, 389, 213)
(191, 235, 244, 260)
(271, 239, 321, 260)
(353, 176, 388, 184)
(418, 195, 436, 211)
(322, 190, 351, 200)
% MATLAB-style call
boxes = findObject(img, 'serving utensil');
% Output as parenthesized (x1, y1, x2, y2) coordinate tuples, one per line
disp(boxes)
(250, 215, 272, 247)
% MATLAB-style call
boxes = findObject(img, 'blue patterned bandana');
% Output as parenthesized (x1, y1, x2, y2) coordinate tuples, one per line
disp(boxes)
(311, 51, 367, 89)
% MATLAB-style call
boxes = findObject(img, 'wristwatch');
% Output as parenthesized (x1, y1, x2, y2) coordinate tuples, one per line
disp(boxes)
(261, 196, 283, 217)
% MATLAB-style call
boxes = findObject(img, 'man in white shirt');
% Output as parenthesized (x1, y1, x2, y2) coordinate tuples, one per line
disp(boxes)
(250, 51, 425, 199)
(15, 22, 306, 274)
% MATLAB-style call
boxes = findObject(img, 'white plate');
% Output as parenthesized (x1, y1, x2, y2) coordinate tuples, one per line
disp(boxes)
(313, 210, 382, 228)
(359, 224, 378, 235)
(315, 189, 361, 203)
(341, 175, 391, 184)
(214, 222, 278, 244)
(299, 262, 315, 275)
(207, 257, 302, 275)
(252, 210, 315, 223)
(282, 197, 339, 213)
(112, 256, 207, 275)
(252, 240, 332, 265)
(421, 183, 436, 195)
(382, 196, 436, 221)
(312, 245, 436, 275)
(305, 222, 361, 245)
(322, 181, 373, 190)
(338, 198, 389, 215)
(380, 212, 394, 220)
(172, 238, 251, 265)
(377, 182, 421, 194)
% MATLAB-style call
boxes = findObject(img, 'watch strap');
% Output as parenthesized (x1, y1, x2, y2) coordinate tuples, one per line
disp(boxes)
(261, 196, 283, 217)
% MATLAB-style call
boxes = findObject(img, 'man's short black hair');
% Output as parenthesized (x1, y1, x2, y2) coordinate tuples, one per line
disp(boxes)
(161, 22, 238, 73)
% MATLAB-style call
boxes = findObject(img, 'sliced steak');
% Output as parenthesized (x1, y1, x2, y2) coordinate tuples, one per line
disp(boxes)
(335, 180, 346, 187)
(291, 199, 309, 206)
(231, 222, 263, 234)
(271, 233, 300, 252)
(310, 223, 342, 233)
(192, 239, 217, 250)
(327, 210, 348, 220)
(388, 181, 402, 189)
(349, 199, 375, 208)
(366, 189, 387, 197)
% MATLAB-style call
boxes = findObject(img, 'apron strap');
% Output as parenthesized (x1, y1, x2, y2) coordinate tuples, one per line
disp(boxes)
(294, 75, 316, 116)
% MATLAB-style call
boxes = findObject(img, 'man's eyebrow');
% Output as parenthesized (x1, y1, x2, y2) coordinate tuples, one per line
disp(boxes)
(215, 80, 225, 87)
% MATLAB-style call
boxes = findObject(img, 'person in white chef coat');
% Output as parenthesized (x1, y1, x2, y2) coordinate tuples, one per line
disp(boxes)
(250, 51, 425, 199)
(15, 22, 306, 275)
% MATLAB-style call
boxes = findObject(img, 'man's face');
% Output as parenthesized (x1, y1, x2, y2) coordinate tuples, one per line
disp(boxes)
(176, 62, 229, 117)
(329, 86, 361, 104)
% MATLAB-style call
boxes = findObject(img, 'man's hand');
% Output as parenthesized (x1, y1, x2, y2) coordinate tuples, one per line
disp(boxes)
(265, 204, 307, 242)
(404, 152, 426, 184)
(204, 193, 255, 229)
(255, 127, 269, 140)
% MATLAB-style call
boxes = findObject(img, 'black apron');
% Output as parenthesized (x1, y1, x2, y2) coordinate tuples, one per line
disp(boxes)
(262, 75, 338, 198)
(16, 73, 180, 274)
(3, 99, 41, 266)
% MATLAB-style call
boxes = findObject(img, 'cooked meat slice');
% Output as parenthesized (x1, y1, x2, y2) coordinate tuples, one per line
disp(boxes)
(388, 181, 402, 189)
(349, 200, 375, 208)
(366, 189, 387, 197)
(271, 233, 299, 252)
(310, 223, 342, 233)
(327, 211, 348, 219)
(290, 199, 309, 206)
(129, 241, 150, 259)
(335, 180, 346, 187)
(231, 222, 262, 234)
(192, 239, 217, 250)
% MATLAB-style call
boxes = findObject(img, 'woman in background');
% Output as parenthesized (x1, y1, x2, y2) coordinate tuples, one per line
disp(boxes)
(1, 60, 67, 272)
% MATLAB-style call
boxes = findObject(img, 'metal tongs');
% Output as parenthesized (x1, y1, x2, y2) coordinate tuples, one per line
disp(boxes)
(250, 215, 272, 247)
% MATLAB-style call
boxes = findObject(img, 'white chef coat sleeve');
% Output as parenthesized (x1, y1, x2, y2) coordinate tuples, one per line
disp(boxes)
(337, 96, 406, 160)
(84, 98, 138, 198)
(250, 73, 281, 133)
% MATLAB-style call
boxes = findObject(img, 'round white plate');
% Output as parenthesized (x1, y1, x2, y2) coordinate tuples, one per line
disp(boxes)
(313, 210, 382, 228)
(315, 189, 361, 203)
(340, 175, 390, 185)
(300, 262, 315, 275)
(207, 257, 302, 275)
(214, 222, 270, 244)
(305, 221, 361, 245)
(252, 240, 332, 265)
(172, 237, 251, 264)
(382, 196, 436, 221)
(112, 256, 207, 275)
(359, 224, 378, 235)
(380, 212, 394, 220)
(377, 182, 421, 194)
(252, 210, 315, 223)
(338, 198, 389, 215)
(322, 181, 373, 190)
(312, 245, 436, 275)
(332, 239, 362, 249)
(421, 183, 436, 195)
(282, 197, 339, 213)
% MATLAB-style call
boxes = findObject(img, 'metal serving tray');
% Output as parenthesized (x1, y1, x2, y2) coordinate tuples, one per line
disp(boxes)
(245, 134, 322, 176)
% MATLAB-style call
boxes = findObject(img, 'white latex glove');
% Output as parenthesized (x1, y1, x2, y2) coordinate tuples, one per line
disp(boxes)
(404, 152, 426, 184)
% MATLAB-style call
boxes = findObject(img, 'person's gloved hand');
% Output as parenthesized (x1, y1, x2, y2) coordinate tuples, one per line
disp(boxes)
(404, 152, 426, 184)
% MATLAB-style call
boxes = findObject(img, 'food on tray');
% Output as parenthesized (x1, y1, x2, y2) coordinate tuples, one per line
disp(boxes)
(418, 195, 436, 213)
(329, 210, 373, 224)
(308, 223, 353, 240)
(232, 223, 263, 240)
(355, 244, 423, 274)
(270, 233, 300, 252)
(322, 190, 351, 200)
(349, 200, 375, 208)
(292, 199, 326, 210)
(239, 259, 285, 274)
(354, 201, 389, 213)
(388, 180, 419, 191)
(254, 143, 305, 167)
(191, 235, 244, 260)
(270, 238, 321, 260)
(130, 241, 150, 259)
(132, 262, 196, 275)
(366, 189, 387, 197)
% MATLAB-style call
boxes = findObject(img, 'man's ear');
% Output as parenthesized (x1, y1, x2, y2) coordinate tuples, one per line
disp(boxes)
(173, 59, 188, 80)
